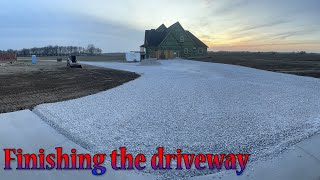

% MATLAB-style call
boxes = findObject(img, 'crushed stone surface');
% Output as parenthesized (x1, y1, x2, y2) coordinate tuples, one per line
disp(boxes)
(34, 59, 320, 179)
(139, 58, 162, 66)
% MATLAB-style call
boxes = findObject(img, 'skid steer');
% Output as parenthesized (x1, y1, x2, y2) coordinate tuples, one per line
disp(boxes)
(67, 55, 82, 68)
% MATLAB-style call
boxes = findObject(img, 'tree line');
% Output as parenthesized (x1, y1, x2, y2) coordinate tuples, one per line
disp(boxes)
(0, 44, 102, 57)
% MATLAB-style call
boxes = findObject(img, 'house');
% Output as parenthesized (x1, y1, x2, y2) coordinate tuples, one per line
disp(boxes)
(140, 22, 208, 59)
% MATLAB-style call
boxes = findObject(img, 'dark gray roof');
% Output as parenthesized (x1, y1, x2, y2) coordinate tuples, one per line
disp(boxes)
(143, 22, 207, 48)
(167, 21, 184, 31)
(186, 31, 208, 48)
(145, 30, 167, 47)
(156, 24, 167, 32)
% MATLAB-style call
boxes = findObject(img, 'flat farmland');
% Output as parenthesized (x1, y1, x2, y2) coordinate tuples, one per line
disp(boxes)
(0, 61, 139, 113)
(191, 52, 320, 78)
(17, 53, 126, 62)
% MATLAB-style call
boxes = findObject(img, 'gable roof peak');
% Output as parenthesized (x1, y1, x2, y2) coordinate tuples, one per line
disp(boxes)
(168, 21, 184, 31)
(156, 24, 167, 32)
(172, 21, 180, 25)
(159, 24, 166, 28)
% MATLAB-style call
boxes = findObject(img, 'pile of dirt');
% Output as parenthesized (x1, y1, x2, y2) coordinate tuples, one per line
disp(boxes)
(139, 58, 162, 66)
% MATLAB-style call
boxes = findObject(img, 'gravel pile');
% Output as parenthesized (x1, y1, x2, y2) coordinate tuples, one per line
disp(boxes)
(139, 58, 162, 66)
(34, 60, 320, 180)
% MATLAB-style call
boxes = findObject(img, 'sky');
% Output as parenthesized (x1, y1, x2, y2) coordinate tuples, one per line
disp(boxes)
(0, 0, 319, 53)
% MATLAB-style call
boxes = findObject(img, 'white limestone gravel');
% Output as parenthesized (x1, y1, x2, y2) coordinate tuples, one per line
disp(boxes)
(139, 58, 162, 66)
(33, 59, 320, 179)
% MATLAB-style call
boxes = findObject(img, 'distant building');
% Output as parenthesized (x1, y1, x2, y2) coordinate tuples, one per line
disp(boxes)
(0, 53, 17, 61)
(140, 22, 208, 59)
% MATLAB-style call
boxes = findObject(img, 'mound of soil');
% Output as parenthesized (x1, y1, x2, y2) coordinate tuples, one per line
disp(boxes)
(139, 58, 162, 66)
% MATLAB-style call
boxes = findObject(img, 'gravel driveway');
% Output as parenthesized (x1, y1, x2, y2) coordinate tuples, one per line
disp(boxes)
(34, 59, 320, 179)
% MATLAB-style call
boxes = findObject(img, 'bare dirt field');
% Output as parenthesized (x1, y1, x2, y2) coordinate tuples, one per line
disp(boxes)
(0, 61, 139, 113)
(191, 52, 320, 78)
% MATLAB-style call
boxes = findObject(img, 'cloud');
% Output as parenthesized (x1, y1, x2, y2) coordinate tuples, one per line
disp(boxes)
(268, 29, 319, 40)
(235, 20, 290, 33)
(0, 9, 143, 52)
(1, 0, 320, 52)
(209, 0, 250, 14)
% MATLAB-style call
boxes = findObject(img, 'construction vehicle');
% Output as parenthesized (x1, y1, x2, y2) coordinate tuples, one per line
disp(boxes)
(67, 55, 82, 68)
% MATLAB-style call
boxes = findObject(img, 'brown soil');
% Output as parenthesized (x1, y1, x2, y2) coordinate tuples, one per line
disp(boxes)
(0, 61, 139, 113)
(190, 52, 320, 78)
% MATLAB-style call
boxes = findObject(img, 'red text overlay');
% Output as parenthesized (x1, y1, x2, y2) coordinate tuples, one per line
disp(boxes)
(3, 147, 250, 176)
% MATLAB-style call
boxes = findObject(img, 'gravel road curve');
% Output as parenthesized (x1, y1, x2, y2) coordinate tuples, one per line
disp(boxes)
(34, 60, 320, 179)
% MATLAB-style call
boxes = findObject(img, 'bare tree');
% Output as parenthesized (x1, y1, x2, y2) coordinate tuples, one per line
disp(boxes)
(3, 44, 103, 57)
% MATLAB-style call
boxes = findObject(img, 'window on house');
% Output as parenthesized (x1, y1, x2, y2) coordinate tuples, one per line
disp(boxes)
(199, 48, 203, 54)
(180, 36, 184, 43)
(184, 48, 188, 54)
